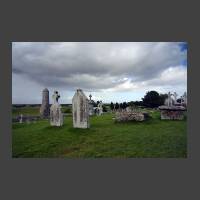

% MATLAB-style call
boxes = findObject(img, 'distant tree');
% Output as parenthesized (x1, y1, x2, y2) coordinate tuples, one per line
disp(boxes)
(119, 103, 123, 109)
(128, 101, 135, 107)
(142, 91, 161, 108)
(102, 105, 107, 112)
(115, 102, 119, 110)
(110, 102, 114, 111)
(122, 102, 128, 109)
(134, 101, 143, 107)
(159, 93, 168, 105)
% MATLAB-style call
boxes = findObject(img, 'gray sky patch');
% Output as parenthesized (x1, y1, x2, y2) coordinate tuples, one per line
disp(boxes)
(12, 42, 187, 104)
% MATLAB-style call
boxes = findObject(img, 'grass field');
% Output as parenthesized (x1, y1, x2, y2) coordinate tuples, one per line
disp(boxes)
(12, 106, 40, 117)
(12, 105, 71, 117)
(12, 109, 187, 158)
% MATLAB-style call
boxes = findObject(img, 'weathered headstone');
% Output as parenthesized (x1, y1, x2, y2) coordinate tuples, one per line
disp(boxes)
(72, 89, 90, 128)
(50, 91, 63, 126)
(97, 101, 103, 116)
(40, 88, 50, 118)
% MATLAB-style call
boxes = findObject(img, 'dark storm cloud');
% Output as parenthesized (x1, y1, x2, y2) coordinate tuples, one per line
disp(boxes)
(12, 42, 187, 92)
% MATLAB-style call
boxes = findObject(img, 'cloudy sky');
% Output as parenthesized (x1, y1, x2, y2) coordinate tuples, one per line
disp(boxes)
(12, 42, 187, 104)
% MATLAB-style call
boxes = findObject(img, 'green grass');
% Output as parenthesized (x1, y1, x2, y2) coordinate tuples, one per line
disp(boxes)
(12, 106, 71, 117)
(12, 110, 187, 158)
(12, 106, 40, 117)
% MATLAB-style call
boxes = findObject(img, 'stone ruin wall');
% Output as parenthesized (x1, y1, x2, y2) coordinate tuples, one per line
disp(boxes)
(160, 110, 185, 120)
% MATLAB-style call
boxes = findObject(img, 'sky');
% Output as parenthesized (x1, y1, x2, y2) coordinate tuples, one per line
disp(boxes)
(12, 42, 187, 104)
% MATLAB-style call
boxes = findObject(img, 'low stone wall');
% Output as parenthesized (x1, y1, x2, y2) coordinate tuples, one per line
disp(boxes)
(159, 105, 186, 120)
(115, 111, 150, 122)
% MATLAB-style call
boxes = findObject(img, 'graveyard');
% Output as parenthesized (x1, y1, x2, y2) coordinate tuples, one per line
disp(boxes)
(12, 92, 187, 158)
(12, 42, 188, 158)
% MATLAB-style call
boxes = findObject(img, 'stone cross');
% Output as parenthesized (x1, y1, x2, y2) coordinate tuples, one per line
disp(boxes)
(52, 91, 60, 104)
(50, 90, 63, 126)
(88, 94, 94, 116)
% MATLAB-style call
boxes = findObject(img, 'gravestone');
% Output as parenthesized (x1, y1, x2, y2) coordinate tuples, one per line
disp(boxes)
(97, 101, 103, 115)
(72, 89, 90, 128)
(50, 91, 63, 126)
(88, 94, 94, 116)
(40, 88, 50, 118)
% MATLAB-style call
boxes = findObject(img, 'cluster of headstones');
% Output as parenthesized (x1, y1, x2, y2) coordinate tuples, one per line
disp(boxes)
(159, 91, 187, 120)
(40, 88, 102, 128)
(164, 92, 187, 107)
(88, 94, 103, 116)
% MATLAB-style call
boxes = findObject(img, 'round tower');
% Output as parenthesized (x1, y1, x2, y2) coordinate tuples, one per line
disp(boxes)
(40, 88, 50, 118)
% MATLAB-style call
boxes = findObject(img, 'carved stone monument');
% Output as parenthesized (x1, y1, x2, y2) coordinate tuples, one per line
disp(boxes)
(50, 91, 63, 126)
(40, 88, 50, 118)
(72, 89, 90, 128)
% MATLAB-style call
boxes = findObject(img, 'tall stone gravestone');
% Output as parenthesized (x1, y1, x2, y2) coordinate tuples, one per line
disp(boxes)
(40, 88, 50, 118)
(72, 89, 90, 128)
(50, 91, 63, 126)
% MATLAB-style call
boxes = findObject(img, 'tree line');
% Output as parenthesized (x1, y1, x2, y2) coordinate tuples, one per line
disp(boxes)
(110, 91, 168, 110)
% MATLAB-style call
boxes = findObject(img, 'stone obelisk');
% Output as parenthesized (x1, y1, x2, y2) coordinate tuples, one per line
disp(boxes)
(40, 88, 50, 118)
